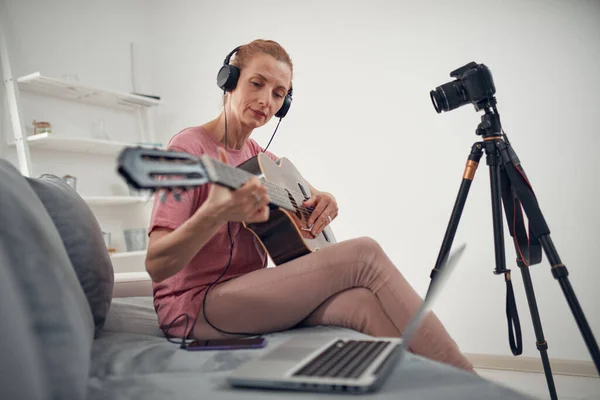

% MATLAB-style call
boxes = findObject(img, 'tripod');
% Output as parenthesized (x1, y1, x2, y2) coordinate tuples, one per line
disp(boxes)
(428, 101, 600, 400)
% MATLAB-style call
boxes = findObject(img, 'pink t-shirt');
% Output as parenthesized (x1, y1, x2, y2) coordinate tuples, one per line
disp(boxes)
(149, 126, 278, 338)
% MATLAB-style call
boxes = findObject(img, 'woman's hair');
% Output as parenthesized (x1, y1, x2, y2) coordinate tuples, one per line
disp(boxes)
(231, 39, 294, 85)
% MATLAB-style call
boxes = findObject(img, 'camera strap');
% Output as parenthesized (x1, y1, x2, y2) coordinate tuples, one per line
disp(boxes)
(499, 168, 524, 355)
(499, 143, 544, 266)
(497, 143, 543, 356)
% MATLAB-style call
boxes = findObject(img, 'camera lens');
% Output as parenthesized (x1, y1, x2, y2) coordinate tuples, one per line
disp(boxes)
(430, 81, 468, 113)
(429, 90, 444, 114)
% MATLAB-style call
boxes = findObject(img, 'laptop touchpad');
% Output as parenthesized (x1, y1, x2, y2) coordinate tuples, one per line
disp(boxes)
(262, 345, 317, 361)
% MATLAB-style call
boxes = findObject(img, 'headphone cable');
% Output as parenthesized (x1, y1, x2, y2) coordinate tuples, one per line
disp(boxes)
(198, 91, 264, 338)
(263, 117, 282, 153)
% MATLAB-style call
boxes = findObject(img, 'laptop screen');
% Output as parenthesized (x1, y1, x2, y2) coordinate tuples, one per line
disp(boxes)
(398, 243, 466, 353)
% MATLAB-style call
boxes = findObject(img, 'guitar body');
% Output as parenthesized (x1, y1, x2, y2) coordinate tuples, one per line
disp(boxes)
(238, 153, 337, 265)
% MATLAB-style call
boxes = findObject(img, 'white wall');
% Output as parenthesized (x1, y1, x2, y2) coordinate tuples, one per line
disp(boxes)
(148, 0, 600, 362)
(1, 0, 599, 362)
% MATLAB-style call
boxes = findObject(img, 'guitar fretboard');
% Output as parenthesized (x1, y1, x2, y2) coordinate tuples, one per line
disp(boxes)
(210, 159, 296, 211)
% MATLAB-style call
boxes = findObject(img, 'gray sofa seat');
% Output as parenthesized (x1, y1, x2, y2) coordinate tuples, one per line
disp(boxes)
(89, 297, 533, 400)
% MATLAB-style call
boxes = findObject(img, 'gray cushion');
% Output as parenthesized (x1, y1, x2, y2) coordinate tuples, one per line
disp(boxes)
(0, 251, 48, 400)
(0, 160, 94, 400)
(27, 174, 114, 336)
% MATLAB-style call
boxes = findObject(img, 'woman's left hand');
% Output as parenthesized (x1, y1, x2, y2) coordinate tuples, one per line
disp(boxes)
(303, 192, 338, 237)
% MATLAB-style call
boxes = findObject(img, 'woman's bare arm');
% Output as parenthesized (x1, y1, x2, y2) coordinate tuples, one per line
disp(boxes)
(145, 202, 225, 283)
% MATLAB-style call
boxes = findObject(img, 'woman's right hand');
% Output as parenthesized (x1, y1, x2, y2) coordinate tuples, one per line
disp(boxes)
(204, 147, 270, 224)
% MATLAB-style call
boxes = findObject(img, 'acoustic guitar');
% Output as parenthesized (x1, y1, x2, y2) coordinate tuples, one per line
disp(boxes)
(117, 147, 336, 265)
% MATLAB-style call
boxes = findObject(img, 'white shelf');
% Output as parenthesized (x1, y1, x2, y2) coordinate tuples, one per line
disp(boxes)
(17, 72, 161, 111)
(8, 133, 162, 156)
(114, 271, 151, 283)
(110, 250, 147, 259)
(83, 196, 151, 206)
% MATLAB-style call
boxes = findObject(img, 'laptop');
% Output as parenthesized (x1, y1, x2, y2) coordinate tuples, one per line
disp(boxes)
(227, 243, 467, 394)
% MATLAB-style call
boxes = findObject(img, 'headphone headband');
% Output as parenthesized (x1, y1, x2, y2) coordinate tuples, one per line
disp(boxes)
(223, 46, 241, 65)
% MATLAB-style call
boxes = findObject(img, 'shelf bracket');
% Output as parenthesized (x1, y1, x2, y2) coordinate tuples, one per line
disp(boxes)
(0, 2, 32, 176)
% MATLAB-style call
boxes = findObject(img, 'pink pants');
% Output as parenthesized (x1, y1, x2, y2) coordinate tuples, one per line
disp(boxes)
(192, 237, 474, 372)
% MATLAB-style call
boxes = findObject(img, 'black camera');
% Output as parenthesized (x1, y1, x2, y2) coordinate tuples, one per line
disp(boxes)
(430, 62, 496, 113)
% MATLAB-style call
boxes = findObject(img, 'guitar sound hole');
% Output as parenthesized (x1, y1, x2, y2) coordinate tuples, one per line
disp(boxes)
(298, 183, 309, 200)
(297, 183, 311, 225)
(287, 190, 302, 220)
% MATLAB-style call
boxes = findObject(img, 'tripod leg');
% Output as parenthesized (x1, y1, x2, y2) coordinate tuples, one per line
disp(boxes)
(428, 143, 483, 294)
(500, 168, 558, 398)
(518, 261, 558, 400)
(487, 149, 509, 276)
(494, 143, 559, 399)
(541, 235, 600, 375)
(495, 140, 600, 375)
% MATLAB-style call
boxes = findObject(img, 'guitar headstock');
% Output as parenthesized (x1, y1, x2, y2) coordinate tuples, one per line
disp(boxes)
(117, 147, 213, 193)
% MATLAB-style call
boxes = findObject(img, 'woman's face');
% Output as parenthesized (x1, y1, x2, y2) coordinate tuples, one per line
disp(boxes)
(228, 54, 292, 130)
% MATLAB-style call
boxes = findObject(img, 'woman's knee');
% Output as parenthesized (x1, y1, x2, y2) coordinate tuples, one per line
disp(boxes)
(351, 236, 383, 255)
(346, 236, 394, 275)
(342, 236, 383, 263)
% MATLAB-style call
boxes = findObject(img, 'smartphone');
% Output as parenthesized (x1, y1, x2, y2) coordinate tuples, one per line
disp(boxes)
(185, 337, 267, 351)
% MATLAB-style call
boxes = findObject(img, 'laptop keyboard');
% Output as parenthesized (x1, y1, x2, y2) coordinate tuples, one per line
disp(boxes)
(292, 340, 391, 380)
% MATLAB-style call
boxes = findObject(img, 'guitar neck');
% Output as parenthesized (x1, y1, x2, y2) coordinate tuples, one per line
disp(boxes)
(208, 158, 295, 212)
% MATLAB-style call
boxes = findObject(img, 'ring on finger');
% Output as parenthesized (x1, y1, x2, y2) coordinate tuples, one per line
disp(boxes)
(327, 215, 332, 223)
(252, 192, 260, 203)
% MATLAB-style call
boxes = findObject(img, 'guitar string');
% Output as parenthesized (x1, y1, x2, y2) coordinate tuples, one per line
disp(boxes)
(209, 165, 323, 208)
(146, 160, 331, 219)
(144, 155, 323, 209)
(146, 155, 325, 208)
(153, 172, 323, 214)
(157, 182, 323, 222)
(160, 185, 320, 221)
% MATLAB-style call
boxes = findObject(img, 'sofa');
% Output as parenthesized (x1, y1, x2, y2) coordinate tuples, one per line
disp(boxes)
(0, 159, 533, 400)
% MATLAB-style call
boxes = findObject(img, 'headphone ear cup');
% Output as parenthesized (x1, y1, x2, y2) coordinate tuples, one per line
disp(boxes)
(217, 64, 240, 91)
(275, 93, 292, 118)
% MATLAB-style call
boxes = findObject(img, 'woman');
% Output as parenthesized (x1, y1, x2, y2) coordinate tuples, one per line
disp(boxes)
(146, 39, 474, 373)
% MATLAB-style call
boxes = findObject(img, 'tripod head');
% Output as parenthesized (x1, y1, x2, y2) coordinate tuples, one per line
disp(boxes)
(476, 103, 503, 139)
